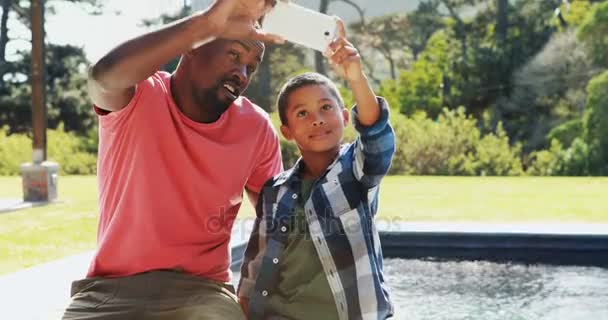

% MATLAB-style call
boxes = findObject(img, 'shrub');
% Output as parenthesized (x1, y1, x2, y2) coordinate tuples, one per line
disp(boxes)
(390, 108, 524, 176)
(583, 70, 608, 174)
(0, 125, 97, 175)
(469, 124, 524, 176)
(0, 127, 31, 176)
(546, 119, 583, 148)
(527, 138, 590, 176)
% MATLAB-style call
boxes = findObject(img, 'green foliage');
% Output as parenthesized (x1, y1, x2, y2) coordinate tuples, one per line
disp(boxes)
(350, 13, 411, 79)
(560, 1, 594, 28)
(583, 70, 608, 174)
(0, 125, 96, 175)
(547, 118, 583, 148)
(497, 30, 595, 151)
(392, 107, 523, 176)
(279, 139, 300, 170)
(527, 138, 590, 176)
(47, 124, 97, 175)
(0, 127, 31, 176)
(578, 1, 608, 68)
(1, 44, 95, 135)
(468, 124, 524, 176)
(394, 30, 454, 118)
(247, 43, 310, 111)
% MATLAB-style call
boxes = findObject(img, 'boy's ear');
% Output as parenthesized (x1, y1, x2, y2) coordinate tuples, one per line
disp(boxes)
(342, 108, 350, 126)
(280, 124, 294, 141)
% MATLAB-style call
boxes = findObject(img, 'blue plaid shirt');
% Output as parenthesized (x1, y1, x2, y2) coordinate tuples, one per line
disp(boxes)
(238, 98, 395, 320)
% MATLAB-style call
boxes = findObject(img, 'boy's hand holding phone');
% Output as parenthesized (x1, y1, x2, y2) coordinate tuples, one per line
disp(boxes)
(324, 19, 365, 84)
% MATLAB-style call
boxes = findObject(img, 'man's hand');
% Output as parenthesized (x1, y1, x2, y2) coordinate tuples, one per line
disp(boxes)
(204, 0, 283, 43)
(324, 18, 364, 84)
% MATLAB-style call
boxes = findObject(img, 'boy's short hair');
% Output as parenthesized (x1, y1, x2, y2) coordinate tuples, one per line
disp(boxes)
(277, 72, 345, 125)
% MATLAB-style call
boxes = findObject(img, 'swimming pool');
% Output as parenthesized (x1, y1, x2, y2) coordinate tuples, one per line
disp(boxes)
(384, 258, 608, 319)
(229, 224, 608, 319)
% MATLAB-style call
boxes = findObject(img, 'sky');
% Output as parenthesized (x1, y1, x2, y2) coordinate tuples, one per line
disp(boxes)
(6, 0, 418, 63)
(41, 0, 184, 62)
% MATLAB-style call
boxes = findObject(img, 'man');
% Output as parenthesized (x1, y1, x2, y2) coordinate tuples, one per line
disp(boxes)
(62, 1, 284, 319)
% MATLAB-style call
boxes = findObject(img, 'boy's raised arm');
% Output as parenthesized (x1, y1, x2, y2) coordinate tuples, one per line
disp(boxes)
(324, 18, 379, 126)
(325, 18, 395, 188)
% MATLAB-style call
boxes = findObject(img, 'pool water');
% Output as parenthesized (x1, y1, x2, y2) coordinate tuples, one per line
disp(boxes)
(384, 258, 608, 320)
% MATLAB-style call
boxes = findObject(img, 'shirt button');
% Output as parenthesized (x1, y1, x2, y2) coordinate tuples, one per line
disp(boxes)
(281, 226, 287, 233)
(262, 290, 268, 297)
(273, 258, 279, 264)
(292, 194, 298, 199)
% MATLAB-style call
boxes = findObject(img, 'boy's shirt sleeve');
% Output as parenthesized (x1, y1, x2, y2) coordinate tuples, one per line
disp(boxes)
(350, 97, 396, 188)
(237, 186, 268, 298)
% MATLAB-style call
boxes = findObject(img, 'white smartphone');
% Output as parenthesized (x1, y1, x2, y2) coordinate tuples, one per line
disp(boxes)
(262, 1, 339, 52)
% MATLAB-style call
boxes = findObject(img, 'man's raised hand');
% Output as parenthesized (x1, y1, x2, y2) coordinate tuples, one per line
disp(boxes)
(204, 0, 283, 43)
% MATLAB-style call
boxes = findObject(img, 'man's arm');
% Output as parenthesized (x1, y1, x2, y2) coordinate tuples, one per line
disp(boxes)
(89, 0, 280, 112)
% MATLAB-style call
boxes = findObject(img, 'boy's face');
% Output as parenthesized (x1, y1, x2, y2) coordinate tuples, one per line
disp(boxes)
(280, 85, 349, 153)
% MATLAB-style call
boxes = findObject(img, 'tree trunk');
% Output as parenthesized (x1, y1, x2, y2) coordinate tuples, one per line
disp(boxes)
(337, 0, 365, 24)
(496, 0, 508, 44)
(381, 47, 396, 80)
(315, 0, 330, 75)
(1, 0, 11, 64)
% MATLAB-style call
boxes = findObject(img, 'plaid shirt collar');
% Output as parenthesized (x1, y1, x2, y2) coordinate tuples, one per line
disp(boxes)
(272, 145, 349, 188)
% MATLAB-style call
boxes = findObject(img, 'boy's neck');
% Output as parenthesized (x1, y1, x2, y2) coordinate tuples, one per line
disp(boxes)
(300, 146, 341, 180)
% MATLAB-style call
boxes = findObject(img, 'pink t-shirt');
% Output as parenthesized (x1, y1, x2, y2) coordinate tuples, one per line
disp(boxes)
(88, 72, 283, 282)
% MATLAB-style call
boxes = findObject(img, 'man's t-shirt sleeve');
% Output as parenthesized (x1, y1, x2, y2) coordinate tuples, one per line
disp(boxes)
(246, 119, 284, 194)
(92, 73, 159, 129)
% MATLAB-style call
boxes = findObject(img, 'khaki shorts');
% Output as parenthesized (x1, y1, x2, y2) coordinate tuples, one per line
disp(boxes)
(62, 270, 245, 320)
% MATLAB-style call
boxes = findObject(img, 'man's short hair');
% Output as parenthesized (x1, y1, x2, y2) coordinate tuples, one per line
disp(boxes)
(277, 72, 345, 125)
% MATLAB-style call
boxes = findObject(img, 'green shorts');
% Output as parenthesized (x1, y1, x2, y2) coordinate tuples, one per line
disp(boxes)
(62, 270, 245, 320)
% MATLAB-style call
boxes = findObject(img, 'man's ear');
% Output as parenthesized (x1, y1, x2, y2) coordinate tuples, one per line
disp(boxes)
(280, 124, 293, 141)
(342, 108, 350, 126)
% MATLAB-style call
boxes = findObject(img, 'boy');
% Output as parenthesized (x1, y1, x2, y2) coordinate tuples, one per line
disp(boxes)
(238, 19, 395, 320)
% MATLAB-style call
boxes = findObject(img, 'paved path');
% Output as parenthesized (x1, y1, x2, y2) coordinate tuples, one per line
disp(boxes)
(0, 198, 54, 214)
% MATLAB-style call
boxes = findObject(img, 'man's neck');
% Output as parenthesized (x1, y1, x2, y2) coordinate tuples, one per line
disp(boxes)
(300, 146, 341, 180)
(170, 74, 222, 124)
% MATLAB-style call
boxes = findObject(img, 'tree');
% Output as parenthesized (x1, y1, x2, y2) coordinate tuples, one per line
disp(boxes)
(393, 30, 457, 118)
(407, 0, 444, 60)
(315, 0, 365, 75)
(578, 1, 608, 68)
(583, 70, 608, 174)
(247, 42, 308, 111)
(349, 2, 444, 80)
(0, 0, 101, 80)
(0, 44, 93, 134)
(496, 30, 597, 151)
(0, 0, 102, 134)
(350, 14, 409, 80)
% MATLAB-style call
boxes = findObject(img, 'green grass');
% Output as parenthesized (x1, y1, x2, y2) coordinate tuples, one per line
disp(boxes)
(376, 177, 608, 222)
(0, 176, 98, 275)
(1, 175, 607, 274)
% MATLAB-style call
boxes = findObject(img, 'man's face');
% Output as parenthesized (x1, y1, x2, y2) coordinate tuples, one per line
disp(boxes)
(188, 39, 264, 112)
(280, 84, 349, 153)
